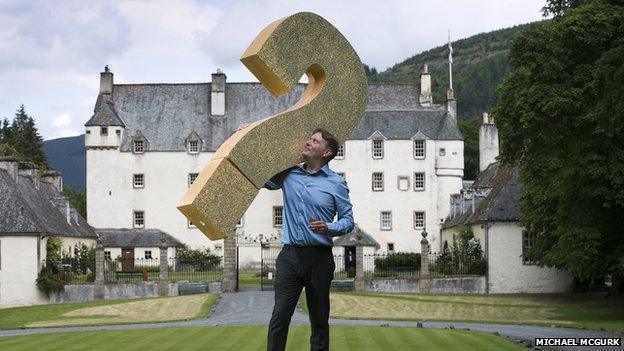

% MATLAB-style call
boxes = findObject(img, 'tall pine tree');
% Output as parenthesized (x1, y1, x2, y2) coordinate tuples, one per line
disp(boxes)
(2, 105, 48, 167)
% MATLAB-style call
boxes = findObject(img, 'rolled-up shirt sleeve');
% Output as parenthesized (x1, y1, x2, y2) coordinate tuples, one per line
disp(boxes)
(326, 179, 354, 237)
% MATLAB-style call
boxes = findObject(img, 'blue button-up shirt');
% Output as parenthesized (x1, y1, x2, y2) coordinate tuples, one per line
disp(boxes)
(264, 163, 354, 247)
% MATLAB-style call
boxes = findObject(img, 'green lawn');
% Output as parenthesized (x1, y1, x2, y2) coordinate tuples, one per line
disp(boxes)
(0, 294, 218, 329)
(0, 326, 526, 351)
(324, 292, 624, 333)
(239, 270, 262, 286)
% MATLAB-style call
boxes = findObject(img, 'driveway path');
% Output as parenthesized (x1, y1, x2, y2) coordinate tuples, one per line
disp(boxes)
(0, 290, 621, 351)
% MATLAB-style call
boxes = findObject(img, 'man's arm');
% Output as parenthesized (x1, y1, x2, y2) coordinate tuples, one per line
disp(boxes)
(326, 179, 354, 237)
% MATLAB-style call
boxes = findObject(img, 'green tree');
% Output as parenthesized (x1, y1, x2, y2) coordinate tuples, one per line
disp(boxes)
(494, 0, 624, 286)
(63, 185, 86, 218)
(8, 105, 48, 168)
(458, 115, 481, 180)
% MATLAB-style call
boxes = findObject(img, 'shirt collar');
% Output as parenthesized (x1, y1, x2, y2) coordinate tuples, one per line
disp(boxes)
(299, 162, 330, 175)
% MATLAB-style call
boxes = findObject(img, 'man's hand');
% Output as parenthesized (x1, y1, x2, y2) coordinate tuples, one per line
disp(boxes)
(308, 220, 328, 234)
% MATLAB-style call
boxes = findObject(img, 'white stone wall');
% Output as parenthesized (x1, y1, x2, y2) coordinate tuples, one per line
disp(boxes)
(487, 222, 573, 293)
(87, 137, 463, 260)
(0, 236, 48, 308)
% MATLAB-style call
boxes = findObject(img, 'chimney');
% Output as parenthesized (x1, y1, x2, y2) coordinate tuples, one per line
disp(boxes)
(479, 112, 500, 172)
(50, 197, 71, 224)
(0, 156, 19, 181)
(18, 162, 39, 188)
(419, 63, 432, 106)
(446, 89, 457, 122)
(41, 170, 63, 193)
(100, 65, 114, 96)
(211, 69, 226, 115)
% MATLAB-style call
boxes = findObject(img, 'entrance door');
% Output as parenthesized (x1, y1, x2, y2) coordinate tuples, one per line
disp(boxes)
(345, 246, 356, 278)
(121, 248, 135, 271)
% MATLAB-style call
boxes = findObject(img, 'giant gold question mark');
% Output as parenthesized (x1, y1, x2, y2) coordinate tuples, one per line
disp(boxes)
(177, 12, 367, 240)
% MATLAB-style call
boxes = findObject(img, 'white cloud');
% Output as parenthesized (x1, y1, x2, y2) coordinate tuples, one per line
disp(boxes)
(52, 113, 71, 128)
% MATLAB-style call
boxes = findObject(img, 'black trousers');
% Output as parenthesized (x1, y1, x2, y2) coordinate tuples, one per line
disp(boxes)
(267, 245, 335, 351)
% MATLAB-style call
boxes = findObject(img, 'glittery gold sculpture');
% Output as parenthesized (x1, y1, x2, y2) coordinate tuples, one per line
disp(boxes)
(177, 12, 368, 240)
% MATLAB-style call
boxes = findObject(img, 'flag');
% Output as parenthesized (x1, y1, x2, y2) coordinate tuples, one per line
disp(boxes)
(448, 32, 453, 64)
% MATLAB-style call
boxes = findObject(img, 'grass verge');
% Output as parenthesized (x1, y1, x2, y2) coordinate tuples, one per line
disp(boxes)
(0, 326, 527, 350)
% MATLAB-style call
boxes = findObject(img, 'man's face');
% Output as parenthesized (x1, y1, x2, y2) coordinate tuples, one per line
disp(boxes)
(302, 132, 331, 161)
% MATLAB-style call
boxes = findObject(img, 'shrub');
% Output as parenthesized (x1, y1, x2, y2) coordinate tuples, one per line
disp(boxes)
(374, 252, 421, 271)
(176, 246, 221, 271)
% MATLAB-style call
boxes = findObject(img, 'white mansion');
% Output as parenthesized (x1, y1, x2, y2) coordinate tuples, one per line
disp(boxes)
(85, 66, 463, 255)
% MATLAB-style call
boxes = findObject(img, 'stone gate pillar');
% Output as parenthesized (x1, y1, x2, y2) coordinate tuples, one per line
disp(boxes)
(355, 245, 364, 291)
(419, 229, 431, 294)
(158, 234, 169, 296)
(94, 236, 105, 299)
(222, 230, 237, 292)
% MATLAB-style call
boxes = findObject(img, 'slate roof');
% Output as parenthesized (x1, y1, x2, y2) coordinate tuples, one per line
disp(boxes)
(442, 162, 522, 228)
(85, 80, 462, 152)
(333, 224, 380, 248)
(95, 228, 183, 248)
(0, 170, 97, 238)
(85, 94, 125, 127)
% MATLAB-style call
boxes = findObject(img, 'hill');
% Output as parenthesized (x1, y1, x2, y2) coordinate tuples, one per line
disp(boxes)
(42, 134, 85, 190)
(369, 22, 542, 118)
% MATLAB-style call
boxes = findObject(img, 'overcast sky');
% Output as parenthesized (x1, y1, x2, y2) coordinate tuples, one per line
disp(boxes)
(0, 0, 546, 140)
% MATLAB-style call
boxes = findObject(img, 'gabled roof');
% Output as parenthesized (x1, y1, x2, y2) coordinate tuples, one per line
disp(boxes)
(0, 170, 97, 238)
(85, 94, 125, 127)
(442, 162, 522, 228)
(95, 228, 183, 248)
(101, 82, 461, 152)
(333, 224, 380, 248)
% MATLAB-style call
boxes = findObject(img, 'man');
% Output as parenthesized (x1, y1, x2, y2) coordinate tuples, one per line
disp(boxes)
(261, 127, 354, 351)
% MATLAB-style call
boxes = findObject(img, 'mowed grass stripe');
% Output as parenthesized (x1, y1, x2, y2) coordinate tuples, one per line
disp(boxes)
(0, 326, 526, 351)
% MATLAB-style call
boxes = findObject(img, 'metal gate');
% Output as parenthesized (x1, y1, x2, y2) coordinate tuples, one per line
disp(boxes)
(260, 243, 282, 291)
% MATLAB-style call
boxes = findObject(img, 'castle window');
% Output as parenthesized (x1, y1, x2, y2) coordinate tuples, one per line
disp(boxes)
(414, 211, 425, 229)
(133, 140, 144, 153)
(144, 250, 153, 259)
(104, 251, 111, 260)
(273, 206, 283, 227)
(380, 211, 392, 230)
(100, 127, 108, 136)
(414, 140, 425, 159)
(188, 173, 199, 187)
(439, 148, 446, 156)
(397, 176, 409, 191)
(335, 145, 344, 159)
(522, 230, 536, 265)
(372, 172, 384, 191)
(414, 172, 425, 191)
(133, 210, 144, 228)
(133, 174, 144, 188)
(188, 140, 199, 154)
(387, 243, 395, 252)
(372, 139, 384, 159)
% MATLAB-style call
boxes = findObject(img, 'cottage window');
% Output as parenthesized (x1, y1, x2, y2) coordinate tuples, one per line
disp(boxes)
(414, 172, 425, 191)
(133, 210, 144, 228)
(144, 250, 153, 259)
(380, 211, 392, 230)
(414, 211, 425, 229)
(101, 126, 108, 136)
(397, 176, 409, 191)
(335, 145, 344, 159)
(372, 139, 384, 159)
(133, 140, 144, 153)
(413, 140, 425, 159)
(104, 251, 111, 260)
(188, 140, 199, 154)
(273, 206, 283, 227)
(188, 173, 199, 187)
(133, 174, 144, 188)
(522, 230, 536, 265)
(372, 172, 384, 191)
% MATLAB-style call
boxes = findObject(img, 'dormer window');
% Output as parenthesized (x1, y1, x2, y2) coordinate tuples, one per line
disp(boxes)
(188, 140, 199, 154)
(372, 140, 384, 159)
(133, 140, 144, 153)
(335, 145, 344, 159)
(101, 126, 108, 136)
